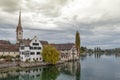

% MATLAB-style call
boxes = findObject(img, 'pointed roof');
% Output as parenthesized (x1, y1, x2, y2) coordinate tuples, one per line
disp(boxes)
(0, 40, 11, 45)
(40, 40, 49, 45)
(16, 10, 23, 32)
(0, 44, 19, 52)
(20, 38, 49, 46)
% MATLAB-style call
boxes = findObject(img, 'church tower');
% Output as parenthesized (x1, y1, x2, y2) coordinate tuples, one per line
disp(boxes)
(16, 10, 23, 44)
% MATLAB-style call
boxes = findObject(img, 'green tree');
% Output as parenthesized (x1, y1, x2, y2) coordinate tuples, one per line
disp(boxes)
(80, 46, 87, 53)
(75, 31, 81, 57)
(42, 45, 60, 64)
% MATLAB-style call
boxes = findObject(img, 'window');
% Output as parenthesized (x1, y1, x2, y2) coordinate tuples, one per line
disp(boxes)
(36, 74, 40, 77)
(33, 43, 39, 46)
(39, 69, 41, 71)
(21, 57, 23, 59)
(36, 58, 38, 61)
(40, 58, 41, 60)
(30, 52, 35, 55)
(37, 52, 40, 55)
(21, 46, 24, 49)
(30, 47, 33, 49)
(33, 58, 35, 61)
(31, 47, 41, 50)
(34, 47, 37, 49)
(22, 52, 24, 55)
(38, 47, 41, 49)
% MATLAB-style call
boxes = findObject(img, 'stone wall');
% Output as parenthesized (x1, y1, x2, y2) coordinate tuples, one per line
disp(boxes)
(0, 62, 19, 69)
(19, 62, 47, 68)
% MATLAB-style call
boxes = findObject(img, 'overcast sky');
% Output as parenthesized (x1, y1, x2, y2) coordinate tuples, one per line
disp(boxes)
(0, 0, 120, 49)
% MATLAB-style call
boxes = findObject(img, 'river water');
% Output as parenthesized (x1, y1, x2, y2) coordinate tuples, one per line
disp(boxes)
(0, 54, 120, 80)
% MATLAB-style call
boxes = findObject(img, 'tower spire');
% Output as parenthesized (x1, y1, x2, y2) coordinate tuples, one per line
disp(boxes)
(18, 9, 21, 27)
(16, 10, 23, 32)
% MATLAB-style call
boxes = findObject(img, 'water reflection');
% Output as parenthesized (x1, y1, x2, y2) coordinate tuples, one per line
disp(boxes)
(0, 61, 81, 80)
(76, 62, 81, 80)
(59, 61, 81, 80)
(80, 52, 120, 61)
(42, 66, 60, 80)
(19, 67, 43, 80)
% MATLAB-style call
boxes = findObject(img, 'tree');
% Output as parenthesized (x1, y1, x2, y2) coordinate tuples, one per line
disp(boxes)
(75, 31, 80, 57)
(81, 46, 87, 53)
(42, 45, 60, 64)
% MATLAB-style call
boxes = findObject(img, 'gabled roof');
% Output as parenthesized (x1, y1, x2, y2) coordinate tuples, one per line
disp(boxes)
(0, 40, 11, 45)
(20, 38, 48, 46)
(20, 39, 31, 46)
(40, 40, 48, 45)
(52, 43, 75, 51)
(0, 44, 19, 52)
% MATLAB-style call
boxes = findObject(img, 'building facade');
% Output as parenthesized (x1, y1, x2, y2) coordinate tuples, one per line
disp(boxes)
(52, 43, 79, 61)
(0, 40, 19, 57)
(20, 36, 43, 62)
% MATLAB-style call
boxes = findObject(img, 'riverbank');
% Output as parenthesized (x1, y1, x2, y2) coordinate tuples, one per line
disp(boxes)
(0, 60, 66, 72)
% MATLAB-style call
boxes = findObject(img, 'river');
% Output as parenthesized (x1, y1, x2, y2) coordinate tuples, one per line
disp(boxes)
(0, 54, 120, 80)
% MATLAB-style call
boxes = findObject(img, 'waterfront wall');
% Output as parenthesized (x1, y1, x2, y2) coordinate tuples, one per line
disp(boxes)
(0, 62, 19, 69)
(19, 62, 48, 68)
(0, 60, 66, 70)
(0, 62, 46, 69)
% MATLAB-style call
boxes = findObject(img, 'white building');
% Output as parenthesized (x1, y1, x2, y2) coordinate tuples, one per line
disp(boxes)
(20, 36, 48, 62)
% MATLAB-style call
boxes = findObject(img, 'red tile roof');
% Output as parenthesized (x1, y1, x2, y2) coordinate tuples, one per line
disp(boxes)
(40, 40, 48, 45)
(52, 43, 75, 51)
(20, 39, 31, 46)
(0, 44, 19, 52)
(0, 40, 11, 45)
(20, 39, 48, 46)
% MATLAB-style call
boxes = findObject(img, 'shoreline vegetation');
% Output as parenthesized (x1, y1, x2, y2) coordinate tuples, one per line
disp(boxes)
(0, 60, 78, 72)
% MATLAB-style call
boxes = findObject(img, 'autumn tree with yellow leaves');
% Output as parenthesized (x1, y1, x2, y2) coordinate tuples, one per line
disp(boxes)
(42, 45, 60, 64)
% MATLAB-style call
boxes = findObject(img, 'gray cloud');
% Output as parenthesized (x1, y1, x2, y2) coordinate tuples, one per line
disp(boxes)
(0, 0, 120, 49)
(24, 0, 69, 17)
(0, 0, 21, 12)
